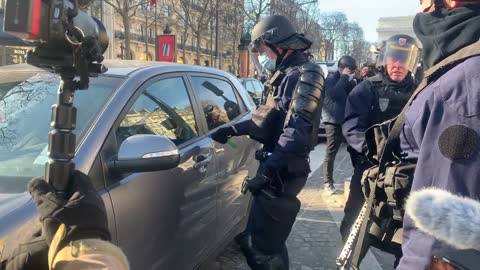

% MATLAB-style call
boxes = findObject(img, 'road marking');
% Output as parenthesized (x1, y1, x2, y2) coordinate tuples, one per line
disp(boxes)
(296, 217, 339, 224)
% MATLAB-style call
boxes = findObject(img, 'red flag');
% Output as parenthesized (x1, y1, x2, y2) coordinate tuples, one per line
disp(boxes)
(150, 0, 156, 5)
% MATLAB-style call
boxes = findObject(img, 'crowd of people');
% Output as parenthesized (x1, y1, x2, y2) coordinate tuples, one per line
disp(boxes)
(1, 0, 480, 269)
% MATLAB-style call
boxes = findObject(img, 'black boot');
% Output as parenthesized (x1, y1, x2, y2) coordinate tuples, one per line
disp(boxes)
(244, 247, 288, 270)
(235, 231, 253, 256)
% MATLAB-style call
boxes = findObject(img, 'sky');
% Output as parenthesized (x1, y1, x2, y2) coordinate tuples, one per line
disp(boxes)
(318, 0, 420, 42)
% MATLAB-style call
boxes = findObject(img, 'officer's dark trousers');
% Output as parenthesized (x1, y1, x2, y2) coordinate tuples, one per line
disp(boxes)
(323, 123, 343, 184)
(340, 148, 371, 242)
(244, 172, 308, 270)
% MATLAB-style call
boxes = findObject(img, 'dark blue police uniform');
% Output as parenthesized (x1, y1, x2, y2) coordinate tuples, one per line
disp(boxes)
(398, 55, 480, 270)
(233, 51, 319, 267)
(341, 74, 415, 241)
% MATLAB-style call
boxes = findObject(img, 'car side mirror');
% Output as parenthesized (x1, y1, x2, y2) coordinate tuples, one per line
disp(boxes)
(108, 134, 180, 174)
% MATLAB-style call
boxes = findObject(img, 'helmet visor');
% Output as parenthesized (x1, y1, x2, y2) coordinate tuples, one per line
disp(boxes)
(380, 41, 420, 73)
(248, 39, 273, 77)
(250, 52, 267, 77)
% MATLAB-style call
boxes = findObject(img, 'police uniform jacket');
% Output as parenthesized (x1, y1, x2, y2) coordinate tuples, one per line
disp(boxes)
(397, 55, 480, 270)
(235, 51, 313, 175)
(342, 73, 415, 154)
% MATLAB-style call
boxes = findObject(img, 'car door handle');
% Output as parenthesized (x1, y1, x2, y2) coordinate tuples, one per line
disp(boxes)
(194, 154, 213, 170)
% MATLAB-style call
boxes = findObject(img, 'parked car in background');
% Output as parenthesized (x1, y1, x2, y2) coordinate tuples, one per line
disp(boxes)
(238, 78, 264, 106)
(316, 61, 338, 76)
(0, 61, 259, 270)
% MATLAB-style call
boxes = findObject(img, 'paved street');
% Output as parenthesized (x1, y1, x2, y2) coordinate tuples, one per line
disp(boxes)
(211, 142, 394, 270)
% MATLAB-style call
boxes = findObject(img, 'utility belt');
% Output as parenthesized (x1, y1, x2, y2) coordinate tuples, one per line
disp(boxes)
(255, 149, 310, 176)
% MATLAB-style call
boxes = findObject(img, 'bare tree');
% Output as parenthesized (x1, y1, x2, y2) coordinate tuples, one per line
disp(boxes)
(140, 3, 156, 60)
(319, 12, 349, 60)
(297, 1, 320, 36)
(222, 0, 244, 74)
(172, 0, 215, 64)
(236, 0, 271, 29)
(104, 0, 149, 60)
(340, 23, 370, 64)
(271, 0, 300, 27)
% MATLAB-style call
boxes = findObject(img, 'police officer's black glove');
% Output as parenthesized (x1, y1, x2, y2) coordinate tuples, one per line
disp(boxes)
(244, 174, 270, 196)
(0, 224, 48, 270)
(210, 125, 237, 144)
(27, 171, 111, 249)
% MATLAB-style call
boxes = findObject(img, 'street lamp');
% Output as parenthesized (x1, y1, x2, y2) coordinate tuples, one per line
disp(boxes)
(238, 33, 251, 78)
(163, 24, 172, 35)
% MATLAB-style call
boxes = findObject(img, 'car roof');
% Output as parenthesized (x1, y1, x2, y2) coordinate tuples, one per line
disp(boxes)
(0, 60, 234, 78)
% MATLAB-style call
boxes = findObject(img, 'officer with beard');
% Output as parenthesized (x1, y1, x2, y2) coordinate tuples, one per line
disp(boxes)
(210, 15, 324, 270)
(340, 34, 420, 242)
(398, 1, 480, 269)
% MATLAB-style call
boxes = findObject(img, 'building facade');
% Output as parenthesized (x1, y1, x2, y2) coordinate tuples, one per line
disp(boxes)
(376, 16, 421, 46)
(0, 0, 240, 73)
(95, 0, 241, 74)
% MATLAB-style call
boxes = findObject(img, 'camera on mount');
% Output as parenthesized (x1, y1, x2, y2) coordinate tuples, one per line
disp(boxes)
(4, 0, 109, 87)
(3, 0, 110, 192)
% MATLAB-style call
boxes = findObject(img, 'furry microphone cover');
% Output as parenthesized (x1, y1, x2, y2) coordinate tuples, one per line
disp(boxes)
(405, 188, 480, 251)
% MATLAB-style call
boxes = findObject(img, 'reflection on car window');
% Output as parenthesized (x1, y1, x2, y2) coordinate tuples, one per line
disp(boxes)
(0, 72, 120, 192)
(254, 82, 264, 95)
(191, 77, 241, 130)
(245, 81, 255, 94)
(118, 77, 198, 146)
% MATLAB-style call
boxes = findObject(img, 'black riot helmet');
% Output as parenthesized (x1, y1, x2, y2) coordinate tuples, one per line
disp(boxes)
(377, 34, 420, 74)
(337, 56, 358, 70)
(249, 15, 312, 70)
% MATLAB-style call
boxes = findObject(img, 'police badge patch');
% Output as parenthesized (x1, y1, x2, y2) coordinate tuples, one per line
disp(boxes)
(379, 98, 390, 112)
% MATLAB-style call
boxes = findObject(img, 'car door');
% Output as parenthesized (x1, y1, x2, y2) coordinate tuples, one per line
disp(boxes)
(189, 75, 257, 243)
(101, 74, 218, 270)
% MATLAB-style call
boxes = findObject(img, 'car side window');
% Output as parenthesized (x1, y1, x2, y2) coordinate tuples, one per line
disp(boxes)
(117, 77, 198, 146)
(191, 77, 241, 130)
(245, 81, 255, 94)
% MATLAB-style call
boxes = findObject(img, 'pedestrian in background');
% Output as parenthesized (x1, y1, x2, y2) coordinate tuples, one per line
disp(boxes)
(321, 56, 358, 194)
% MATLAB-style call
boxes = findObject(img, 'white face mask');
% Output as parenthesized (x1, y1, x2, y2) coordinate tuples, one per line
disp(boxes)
(258, 53, 276, 72)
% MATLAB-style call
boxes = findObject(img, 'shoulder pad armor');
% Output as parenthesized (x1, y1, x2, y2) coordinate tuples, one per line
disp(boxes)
(286, 61, 325, 149)
(290, 62, 325, 120)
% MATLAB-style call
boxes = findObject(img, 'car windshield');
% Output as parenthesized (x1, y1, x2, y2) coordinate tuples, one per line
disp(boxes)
(0, 69, 123, 193)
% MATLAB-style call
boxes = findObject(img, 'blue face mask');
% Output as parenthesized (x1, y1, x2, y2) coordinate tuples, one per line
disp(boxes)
(258, 53, 276, 72)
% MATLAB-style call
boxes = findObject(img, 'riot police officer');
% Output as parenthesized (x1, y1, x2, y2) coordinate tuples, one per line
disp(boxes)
(210, 15, 324, 270)
(340, 34, 420, 242)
